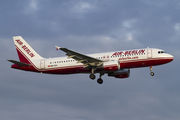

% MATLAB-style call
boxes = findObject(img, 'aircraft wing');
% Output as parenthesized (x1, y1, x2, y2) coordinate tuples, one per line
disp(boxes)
(55, 46, 104, 67)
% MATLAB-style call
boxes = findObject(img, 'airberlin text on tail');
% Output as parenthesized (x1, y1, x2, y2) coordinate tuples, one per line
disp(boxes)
(15, 39, 35, 58)
(13, 36, 43, 62)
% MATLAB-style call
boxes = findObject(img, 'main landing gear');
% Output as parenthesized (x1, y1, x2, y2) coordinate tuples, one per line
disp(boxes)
(97, 78, 103, 84)
(149, 66, 155, 76)
(89, 67, 96, 80)
(89, 68, 104, 84)
(97, 73, 104, 84)
(89, 74, 104, 84)
(89, 74, 96, 80)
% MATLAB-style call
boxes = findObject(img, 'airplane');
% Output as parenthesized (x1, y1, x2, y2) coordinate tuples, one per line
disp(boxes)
(8, 36, 174, 84)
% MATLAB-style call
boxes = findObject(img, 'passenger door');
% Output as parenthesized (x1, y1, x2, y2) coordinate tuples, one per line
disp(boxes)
(147, 49, 152, 58)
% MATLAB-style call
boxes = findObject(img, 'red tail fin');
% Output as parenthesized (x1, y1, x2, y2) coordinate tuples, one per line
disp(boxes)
(13, 36, 43, 64)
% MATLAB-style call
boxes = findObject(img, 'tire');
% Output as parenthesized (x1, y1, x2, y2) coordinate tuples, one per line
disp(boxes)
(89, 74, 96, 80)
(97, 78, 103, 84)
(150, 72, 154, 76)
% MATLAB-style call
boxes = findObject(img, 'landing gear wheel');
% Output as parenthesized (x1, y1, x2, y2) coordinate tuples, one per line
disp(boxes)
(89, 74, 96, 80)
(149, 66, 155, 76)
(97, 78, 103, 84)
(150, 72, 154, 76)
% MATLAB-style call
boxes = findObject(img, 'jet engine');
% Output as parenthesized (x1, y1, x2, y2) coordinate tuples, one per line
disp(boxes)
(108, 69, 130, 78)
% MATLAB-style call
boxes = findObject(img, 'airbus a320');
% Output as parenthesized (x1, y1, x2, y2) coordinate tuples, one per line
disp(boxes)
(8, 36, 174, 84)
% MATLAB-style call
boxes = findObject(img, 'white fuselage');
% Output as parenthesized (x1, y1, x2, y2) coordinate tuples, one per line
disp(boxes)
(29, 48, 173, 74)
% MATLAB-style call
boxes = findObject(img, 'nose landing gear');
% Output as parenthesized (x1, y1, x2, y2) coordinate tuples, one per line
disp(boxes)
(149, 66, 154, 76)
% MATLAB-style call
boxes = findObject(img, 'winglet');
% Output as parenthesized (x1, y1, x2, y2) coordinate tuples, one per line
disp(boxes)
(55, 46, 60, 50)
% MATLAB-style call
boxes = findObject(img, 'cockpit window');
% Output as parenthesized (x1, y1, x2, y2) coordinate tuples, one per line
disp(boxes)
(158, 51, 166, 54)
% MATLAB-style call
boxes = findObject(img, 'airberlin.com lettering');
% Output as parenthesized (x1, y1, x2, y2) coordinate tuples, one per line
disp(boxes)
(119, 56, 138, 60)
(16, 39, 35, 58)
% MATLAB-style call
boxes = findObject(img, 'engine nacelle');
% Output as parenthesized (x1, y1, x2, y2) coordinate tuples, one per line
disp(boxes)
(103, 61, 120, 71)
(108, 69, 130, 78)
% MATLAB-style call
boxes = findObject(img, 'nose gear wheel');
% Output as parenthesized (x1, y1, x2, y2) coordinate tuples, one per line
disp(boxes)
(149, 66, 154, 76)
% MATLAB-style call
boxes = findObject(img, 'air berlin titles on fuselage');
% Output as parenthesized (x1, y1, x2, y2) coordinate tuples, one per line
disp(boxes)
(112, 49, 145, 56)
(16, 40, 35, 58)
(112, 49, 145, 60)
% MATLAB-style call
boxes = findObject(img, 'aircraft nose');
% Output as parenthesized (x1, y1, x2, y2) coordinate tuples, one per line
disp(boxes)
(167, 54, 174, 62)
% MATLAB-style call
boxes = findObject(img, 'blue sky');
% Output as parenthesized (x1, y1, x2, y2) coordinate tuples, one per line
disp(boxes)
(0, 0, 180, 120)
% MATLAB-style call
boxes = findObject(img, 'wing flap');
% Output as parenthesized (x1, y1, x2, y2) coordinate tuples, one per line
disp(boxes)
(55, 46, 104, 67)
(60, 47, 102, 62)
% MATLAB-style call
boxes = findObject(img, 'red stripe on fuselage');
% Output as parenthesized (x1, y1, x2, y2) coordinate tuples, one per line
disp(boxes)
(120, 57, 173, 69)
(40, 57, 173, 74)
(11, 64, 39, 72)
(13, 57, 173, 74)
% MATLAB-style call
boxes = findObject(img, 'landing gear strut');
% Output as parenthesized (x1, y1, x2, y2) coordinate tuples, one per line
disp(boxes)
(149, 66, 154, 76)
(97, 72, 104, 84)
(89, 68, 104, 84)
(89, 67, 96, 80)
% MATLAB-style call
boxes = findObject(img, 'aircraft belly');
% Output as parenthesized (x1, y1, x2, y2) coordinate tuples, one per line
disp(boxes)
(120, 57, 173, 69)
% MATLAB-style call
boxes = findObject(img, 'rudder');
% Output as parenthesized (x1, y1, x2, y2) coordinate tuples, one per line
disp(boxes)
(13, 36, 43, 64)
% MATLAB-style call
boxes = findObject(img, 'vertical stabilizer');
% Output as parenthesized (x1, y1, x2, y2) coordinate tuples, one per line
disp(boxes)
(13, 36, 43, 64)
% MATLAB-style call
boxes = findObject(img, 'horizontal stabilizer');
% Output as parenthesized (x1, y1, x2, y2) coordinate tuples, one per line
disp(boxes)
(8, 60, 30, 66)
